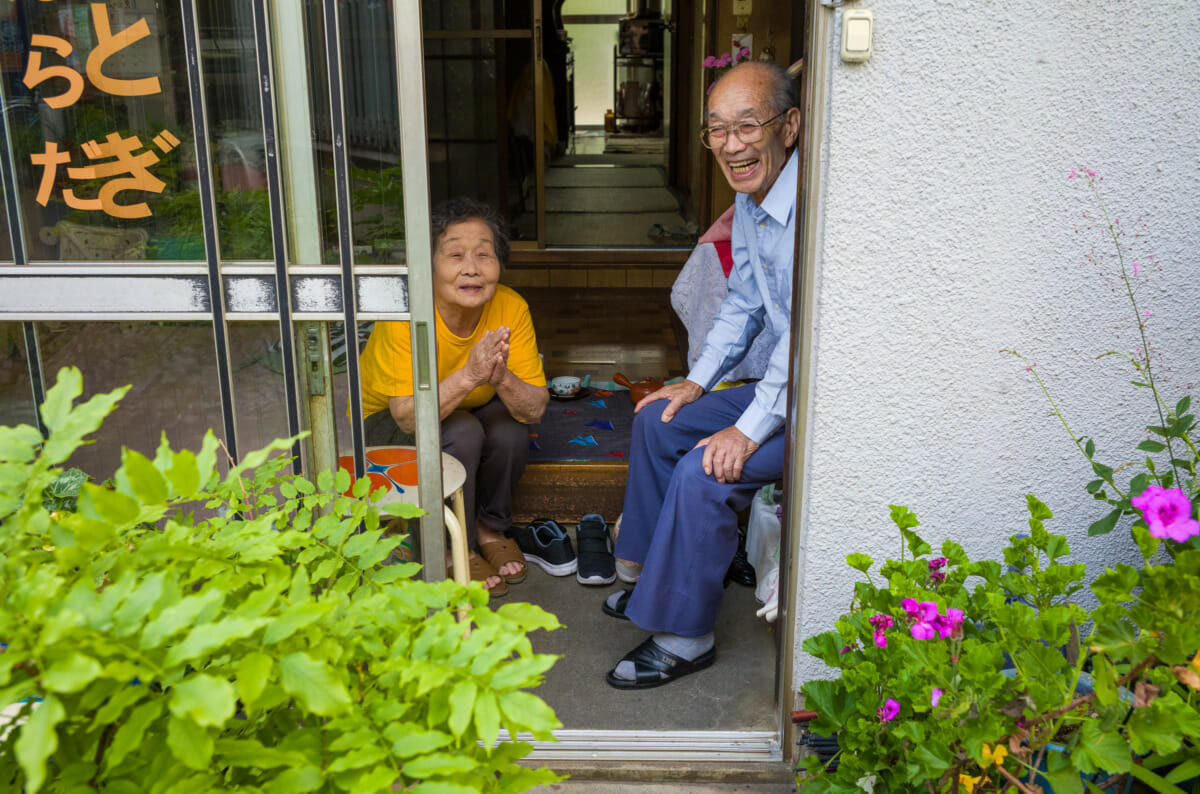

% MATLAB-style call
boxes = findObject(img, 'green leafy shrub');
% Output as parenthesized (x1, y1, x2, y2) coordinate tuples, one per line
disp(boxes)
(800, 502, 1200, 793)
(0, 367, 563, 793)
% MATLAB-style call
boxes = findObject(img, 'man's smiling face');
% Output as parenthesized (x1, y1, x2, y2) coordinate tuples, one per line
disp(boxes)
(706, 65, 800, 205)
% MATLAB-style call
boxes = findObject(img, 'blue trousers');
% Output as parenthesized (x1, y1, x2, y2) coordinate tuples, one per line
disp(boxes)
(615, 384, 785, 637)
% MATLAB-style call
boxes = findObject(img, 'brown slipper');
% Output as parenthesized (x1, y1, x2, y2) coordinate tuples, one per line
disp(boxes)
(478, 537, 528, 584)
(465, 553, 508, 597)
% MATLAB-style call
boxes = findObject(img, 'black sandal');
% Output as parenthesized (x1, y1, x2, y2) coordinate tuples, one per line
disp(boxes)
(605, 637, 716, 690)
(601, 588, 632, 621)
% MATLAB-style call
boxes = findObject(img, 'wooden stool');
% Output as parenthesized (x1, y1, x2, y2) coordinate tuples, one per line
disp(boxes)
(338, 446, 469, 587)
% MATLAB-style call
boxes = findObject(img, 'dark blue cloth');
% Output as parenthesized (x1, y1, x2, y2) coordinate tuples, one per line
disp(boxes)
(615, 384, 785, 636)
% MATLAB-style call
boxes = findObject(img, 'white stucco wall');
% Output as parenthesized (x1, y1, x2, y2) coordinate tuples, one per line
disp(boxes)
(793, 2, 1200, 685)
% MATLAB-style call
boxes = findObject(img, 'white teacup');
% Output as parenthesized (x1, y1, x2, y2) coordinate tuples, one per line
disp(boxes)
(549, 376, 581, 397)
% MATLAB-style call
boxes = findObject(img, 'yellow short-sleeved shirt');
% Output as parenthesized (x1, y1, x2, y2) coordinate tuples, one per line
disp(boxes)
(359, 284, 546, 417)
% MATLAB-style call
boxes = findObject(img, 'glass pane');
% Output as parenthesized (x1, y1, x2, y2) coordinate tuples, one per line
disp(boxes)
(3, 1, 205, 262)
(0, 189, 11, 261)
(421, 0, 534, 32)
(425, 35, 531, 236)
(229, 321, 291, 454)
(199, 0, 273, 261)
(338, 0, 404, 265)
(38, 321, 223, 481)
(0, 322, 36, 428)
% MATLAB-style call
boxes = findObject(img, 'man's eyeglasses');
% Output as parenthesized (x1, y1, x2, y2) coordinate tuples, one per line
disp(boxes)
(699, 111, 786, 149)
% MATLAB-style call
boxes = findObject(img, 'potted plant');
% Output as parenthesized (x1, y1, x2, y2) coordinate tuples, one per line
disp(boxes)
(0, 367, 564, 792)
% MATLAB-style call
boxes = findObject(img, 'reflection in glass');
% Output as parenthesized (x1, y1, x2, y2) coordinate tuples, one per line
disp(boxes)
(0, 323, 36, 428)
(229, 322, 291, 455)
(0, 190, 11, 260)
(1, 2, 203, 261)
(198, 0, 273, 262)
(337, 1, 405, 265)
(37, 322, 223, 481)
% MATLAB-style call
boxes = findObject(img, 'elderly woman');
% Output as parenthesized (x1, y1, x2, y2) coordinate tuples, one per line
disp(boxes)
(359, 197, 548, 596)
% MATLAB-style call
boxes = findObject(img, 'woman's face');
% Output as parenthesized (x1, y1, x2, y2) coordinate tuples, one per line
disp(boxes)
(432, 218, 501, 313)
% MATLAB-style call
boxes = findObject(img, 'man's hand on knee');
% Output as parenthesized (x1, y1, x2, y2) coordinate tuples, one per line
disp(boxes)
(635, 379, 704, 421)
(695, 426, 760, 483)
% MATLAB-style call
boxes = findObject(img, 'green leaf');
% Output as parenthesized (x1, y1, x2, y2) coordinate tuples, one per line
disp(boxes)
(1137, 439, 1167, 453)
(1040, 748, 1085, 794)
(385, 724, 453, 758)
(164, 448, 201, 498)
(474, 690, 500, 747)
(1073, 721, 1131, 774)
(79, 482, 140, 526)
(14, 695, 65, 794)
(39, 366, 83, 430)
(263, 600, 333, 644)
(488, 655, 556, 690)
(42, 652, 102, 693)
(170, 674, 236, 728)
(236, 652, 273, 707)
(447, 680, 478, 737)
(497, 691, 561, 737)
(1175, 395, 1192, 416)
(0, 423, 42, 462)
(105, 699, 164, 770)
(402, 753, 477, 778)
(800, 679, 856, 734)
(900, 527, 931, 559)
(888, 504, 920, 531)
(845, 553, 873, 574)
(141, 589, 224, 649)
(279, 652, 351, 717)
(167, 714, 214, 770)
(263, 766, 324, 794)
(164, 616, 269, 666)
(1088, 507, 1122, 536)
(1129, 763, 1190, 794)
(120, 448, 169, 505)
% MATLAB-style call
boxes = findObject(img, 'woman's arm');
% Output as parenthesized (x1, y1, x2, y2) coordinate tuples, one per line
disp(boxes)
(387, 329, 507, 432)
(489, 362, 549, 424)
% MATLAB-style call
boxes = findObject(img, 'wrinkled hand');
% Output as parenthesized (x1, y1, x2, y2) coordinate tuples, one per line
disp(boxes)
(634, 379, 704, 422)
(694, 425, 759, 484)
(465, 327, 510, 386)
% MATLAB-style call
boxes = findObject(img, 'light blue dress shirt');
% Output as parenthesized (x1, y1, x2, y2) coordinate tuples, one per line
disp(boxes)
(687, 148, 798, 444)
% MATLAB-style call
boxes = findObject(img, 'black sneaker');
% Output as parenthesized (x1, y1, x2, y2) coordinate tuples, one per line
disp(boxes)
(507, 519, 577, 576)
(576, 513, 616, 585)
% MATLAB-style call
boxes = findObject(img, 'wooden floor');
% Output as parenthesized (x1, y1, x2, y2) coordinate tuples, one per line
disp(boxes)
(521, 286, 688, 385)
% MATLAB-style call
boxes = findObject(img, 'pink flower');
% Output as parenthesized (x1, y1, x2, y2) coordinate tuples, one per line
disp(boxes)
(840, 645, 854, 654)
(869, 614, 894, 630)
(1068, 170, 1077, 179)
(1131, 486, 1200, 543)
(873, 630, 888, 648)
(929, 571, 946, 584)
(928, 557, 947, 571)
(717, 52, 732, 67)
(703, 55, 718, 68)
(911, 621, 937, 640)
(739, 47, 751, 59)
(878, 698, 900, 722)
(931, 688, 944, 707)
(1133, 261, 1140, 275)
(932, 608, 964, 639)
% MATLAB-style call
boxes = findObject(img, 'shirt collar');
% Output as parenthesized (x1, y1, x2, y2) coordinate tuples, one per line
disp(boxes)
(756, 149, 799, 227)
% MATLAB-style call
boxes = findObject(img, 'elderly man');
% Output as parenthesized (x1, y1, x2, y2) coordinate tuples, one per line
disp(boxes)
(603, 61, 800, 689)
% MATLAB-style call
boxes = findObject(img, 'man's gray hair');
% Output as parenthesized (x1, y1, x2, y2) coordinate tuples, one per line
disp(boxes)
(710, 61, 797, 115)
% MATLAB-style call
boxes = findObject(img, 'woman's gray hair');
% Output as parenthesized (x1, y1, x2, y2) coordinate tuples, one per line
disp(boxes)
(431, 197, 510, 267)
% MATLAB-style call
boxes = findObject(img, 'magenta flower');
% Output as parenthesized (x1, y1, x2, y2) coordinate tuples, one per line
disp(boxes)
(929, 571, 946, 584)
(911, 621, 937, 640)
(878, 698, 900, 722)
(840, 645, 853, 654)
(869, 614, 894, 630)
(1132, 261, 1140, 275)
(1131, 486, 1200, 542)
(739, 46, 751, 59)
(703, 55, 717, 68)
(717, 52, 732, 67)
(928, 557, 947, 571)
(932, 608, 964, 639)
(931, 688, 944, 707)
(873, 630, 888, 648)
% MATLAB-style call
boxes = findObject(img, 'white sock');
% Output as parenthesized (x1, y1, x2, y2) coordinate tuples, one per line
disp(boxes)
(613, 632, 715, 681)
